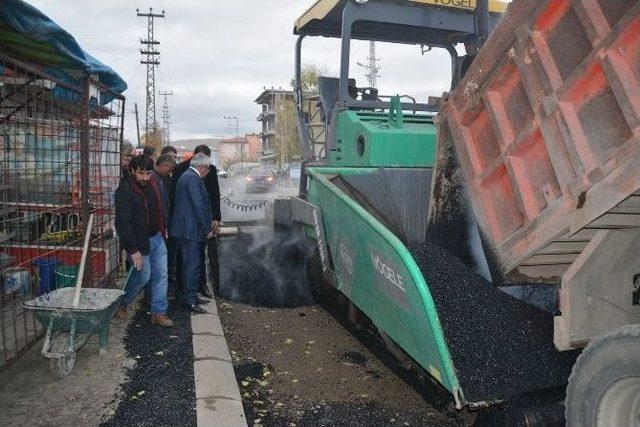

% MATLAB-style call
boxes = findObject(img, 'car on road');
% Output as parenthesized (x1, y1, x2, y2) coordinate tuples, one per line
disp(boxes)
(289, 163, 301, 183)
(245, 168, 276, 193)
(217, 169, 228, 178)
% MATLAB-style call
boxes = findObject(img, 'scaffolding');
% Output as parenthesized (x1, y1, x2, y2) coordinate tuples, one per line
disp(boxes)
(302, 94, 326, 160)
(0, 53, 125, 369)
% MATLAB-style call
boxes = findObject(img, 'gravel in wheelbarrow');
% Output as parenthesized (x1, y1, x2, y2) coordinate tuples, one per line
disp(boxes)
(24, 287, 125, 311)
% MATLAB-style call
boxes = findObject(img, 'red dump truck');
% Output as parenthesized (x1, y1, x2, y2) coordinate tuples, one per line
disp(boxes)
(436, 0, 640, 424)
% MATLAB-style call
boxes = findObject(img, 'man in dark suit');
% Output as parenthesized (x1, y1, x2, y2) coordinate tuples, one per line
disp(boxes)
(153, 154, 175, 226)
(171, 144, 221, 297)
(154, 154, 176, 297)
(170, 153, 213, 313)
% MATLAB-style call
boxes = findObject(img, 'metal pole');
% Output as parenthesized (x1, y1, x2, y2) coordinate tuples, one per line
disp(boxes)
(294, 35, 311, 162)
(237, 116, 243, 173)
(119, 98, 126, 147)
(159, 90, 173, 146)
(137, 8, 165, 136)
(445, 44, 461, 90)
(339, 2, 354, 104)
(224, 115, 240, 172)
(295, 35, 310, 198)
(134, 102, 141, 148)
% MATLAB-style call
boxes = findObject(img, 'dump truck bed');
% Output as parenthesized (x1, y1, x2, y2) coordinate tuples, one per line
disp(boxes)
(442, 0, 640, 278)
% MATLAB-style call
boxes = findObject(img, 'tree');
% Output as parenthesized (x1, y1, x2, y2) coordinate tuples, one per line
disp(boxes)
(290, 64, 328, 94)
(274, 97, 300, 168)
(268, 64, 330, 168)
(141, 124, 163, 153)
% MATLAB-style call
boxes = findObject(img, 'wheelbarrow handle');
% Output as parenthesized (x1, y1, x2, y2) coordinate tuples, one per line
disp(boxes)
(121, 268, 135, 293)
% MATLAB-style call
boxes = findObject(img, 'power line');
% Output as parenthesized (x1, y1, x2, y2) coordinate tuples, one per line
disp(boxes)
(137, 7, 165, 137)
(357, 41, 382, 88)
(223, 115, 243, 172)
(133, 103, 142, 148)
(159, 90, 173, 146)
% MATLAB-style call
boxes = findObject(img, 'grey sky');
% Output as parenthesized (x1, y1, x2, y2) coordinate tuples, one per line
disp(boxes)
(28, 0, 454, 143)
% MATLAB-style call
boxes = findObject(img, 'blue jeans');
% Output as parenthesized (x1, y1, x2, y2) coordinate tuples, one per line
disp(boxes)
(123, 232, 169, 314)
(178, 238, 205, 306)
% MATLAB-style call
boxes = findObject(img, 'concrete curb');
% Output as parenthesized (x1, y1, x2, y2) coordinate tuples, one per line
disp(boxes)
(192, 300, 247, 427)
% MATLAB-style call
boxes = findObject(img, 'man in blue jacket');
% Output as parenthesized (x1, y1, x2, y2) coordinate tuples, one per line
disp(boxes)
(170, 153, 213, 313)
(170, 144, 221, 298)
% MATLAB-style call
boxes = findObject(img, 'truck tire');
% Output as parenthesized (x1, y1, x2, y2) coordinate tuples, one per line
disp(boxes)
(565, 324, 640, 427)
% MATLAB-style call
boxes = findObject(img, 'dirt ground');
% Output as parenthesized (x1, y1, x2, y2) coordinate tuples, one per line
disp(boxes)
(0, 313, 134, 426)
(219, 298, 473, 426)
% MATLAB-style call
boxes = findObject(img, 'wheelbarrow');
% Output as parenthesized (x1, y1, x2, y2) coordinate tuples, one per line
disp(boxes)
(23, 214, 132, 377)
(23, 278, 130, 377)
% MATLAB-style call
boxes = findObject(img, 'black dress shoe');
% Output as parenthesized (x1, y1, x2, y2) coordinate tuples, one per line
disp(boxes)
(186, 304, 207, 314)
(199, 287, 214, 299)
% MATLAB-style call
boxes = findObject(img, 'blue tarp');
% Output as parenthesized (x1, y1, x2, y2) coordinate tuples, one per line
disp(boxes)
(0, 0, 127, 103)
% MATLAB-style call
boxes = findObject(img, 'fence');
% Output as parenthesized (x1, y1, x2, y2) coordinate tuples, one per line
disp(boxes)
(0, 53, 124, 369)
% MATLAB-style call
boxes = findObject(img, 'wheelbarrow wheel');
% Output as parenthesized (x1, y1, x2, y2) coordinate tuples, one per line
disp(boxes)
(49, 333, 76, 378)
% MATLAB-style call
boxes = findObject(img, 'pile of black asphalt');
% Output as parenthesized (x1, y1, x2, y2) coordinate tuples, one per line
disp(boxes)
(409, 241, 580, 404)
(101, 306, 196, 427)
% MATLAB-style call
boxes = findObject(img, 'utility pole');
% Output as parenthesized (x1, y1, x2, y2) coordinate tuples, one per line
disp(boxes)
(357, 41, 381, 88)
(134, 102, 141, 148)
(137, 7, 165, 138)
(159, 90, 173, 146)
(223, 115, 241, 172)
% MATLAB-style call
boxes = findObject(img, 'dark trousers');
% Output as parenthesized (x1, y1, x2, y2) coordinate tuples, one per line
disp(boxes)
(200, 237, 220, 294)
(167, 236, 178, 289)
(178, 238, 205, 306)
(176, 237, 217, 295)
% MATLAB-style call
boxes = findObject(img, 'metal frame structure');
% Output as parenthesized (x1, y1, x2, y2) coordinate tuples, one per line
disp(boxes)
(294, 0, 499, 166)
(293, 0, 501, 190)
(0, 53, 125, 370)
(137, 8, 165, 137)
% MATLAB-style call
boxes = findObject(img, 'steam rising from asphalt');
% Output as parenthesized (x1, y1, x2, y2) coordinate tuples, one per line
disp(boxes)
(216, 171, 307, 307)
(218, 226, 316, 308)
(219, 172, 250, 199)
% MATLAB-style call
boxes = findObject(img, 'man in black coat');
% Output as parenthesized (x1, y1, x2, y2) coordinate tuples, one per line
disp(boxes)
(154, 154, 176, 297)
(170, 144, 221, 297)
(115, 155, 173, 327)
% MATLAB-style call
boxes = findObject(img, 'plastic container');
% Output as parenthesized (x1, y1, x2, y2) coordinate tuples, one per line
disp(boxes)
(0, 252, 12, 270)
(55, 264, 78, 289)
(35, 258, 60, 295)
(2, 268, 30, 295)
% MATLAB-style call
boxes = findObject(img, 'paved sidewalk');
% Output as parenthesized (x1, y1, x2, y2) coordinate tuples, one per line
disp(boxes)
(192, 299, 247, 427)
(0, 313, 133, 426)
